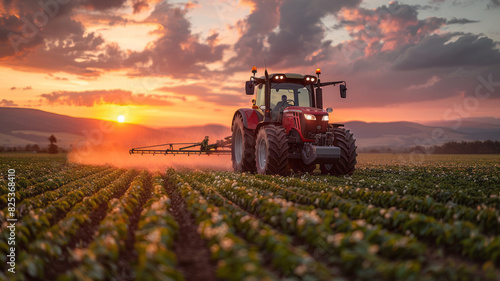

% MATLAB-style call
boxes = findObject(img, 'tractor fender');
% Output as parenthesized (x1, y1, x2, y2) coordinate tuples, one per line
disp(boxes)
(255, 121, 282, 133)
(232, 109, 263, 131)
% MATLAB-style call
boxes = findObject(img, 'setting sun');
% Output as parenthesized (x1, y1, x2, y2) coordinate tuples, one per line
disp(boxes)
(117, 115, 125, 123)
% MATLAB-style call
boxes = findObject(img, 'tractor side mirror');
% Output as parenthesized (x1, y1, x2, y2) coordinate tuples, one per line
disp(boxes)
(245, 81, 255, 95)
(340, 84, 347, 98)
(316, 88, 323, 109)
(326, 108, 333, 113)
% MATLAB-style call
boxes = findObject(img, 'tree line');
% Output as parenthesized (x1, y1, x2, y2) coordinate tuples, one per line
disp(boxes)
(410, 140, 500, 154)
(0, 134, 63, 153)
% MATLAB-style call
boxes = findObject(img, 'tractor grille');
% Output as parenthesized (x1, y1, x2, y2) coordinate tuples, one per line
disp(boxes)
(299, 114, 328, 139)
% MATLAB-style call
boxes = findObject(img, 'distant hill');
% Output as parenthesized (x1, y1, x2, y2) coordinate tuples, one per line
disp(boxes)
(0, 107, 498, 151)
(342, 120, 497, 151)
(422, 117, 500, 140)
(0, 107, 229, 149)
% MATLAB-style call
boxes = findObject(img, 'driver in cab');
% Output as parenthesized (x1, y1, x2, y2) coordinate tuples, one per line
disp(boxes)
(272, 94, 292, 121)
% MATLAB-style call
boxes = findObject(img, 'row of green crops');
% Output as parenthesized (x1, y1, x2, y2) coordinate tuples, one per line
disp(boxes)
(185, 171, 496, 280)
(0, 154, 498, 281)
(14, 169, 138, 280)
(229, 173, 500, 264)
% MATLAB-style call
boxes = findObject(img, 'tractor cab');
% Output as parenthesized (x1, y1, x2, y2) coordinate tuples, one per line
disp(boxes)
(252, 74, 315, 121)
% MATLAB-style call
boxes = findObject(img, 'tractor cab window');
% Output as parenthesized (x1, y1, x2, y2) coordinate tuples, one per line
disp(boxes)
(256, 83, 265, 109)
(255, 83, 312, 110)
(271, 83, 313, 121)
(270, 83, 312, 109)
(297, 86, 311, 107)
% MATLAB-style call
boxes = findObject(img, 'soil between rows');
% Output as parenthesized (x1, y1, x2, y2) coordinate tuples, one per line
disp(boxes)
(116, 172, 154, 281)
(164, 178, 217, 281)
(40, 171, 136, 280)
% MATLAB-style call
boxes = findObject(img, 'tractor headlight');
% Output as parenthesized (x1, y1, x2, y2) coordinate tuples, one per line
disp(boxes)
(304, 114, 316, 121)
(321, 115, 329, 121)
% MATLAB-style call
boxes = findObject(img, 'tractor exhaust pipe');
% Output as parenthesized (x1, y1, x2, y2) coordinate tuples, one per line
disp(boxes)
(264, 69, 272, 122)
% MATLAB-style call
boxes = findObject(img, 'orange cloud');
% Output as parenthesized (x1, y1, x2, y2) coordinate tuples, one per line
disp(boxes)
(40, 89, 177, 107)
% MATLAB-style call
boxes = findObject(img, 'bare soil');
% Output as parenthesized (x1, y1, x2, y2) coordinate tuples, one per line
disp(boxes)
(165, 179, 217, 281)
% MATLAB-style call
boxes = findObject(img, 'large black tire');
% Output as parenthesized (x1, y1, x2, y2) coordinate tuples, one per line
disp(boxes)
(232, 114, 256, 173)
(255, 125, 289, 175)
(288, 159, 316, 174)
(320, 128, 357, 176)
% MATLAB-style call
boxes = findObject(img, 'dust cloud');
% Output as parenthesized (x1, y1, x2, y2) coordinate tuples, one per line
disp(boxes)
(68, 145, 232, 172)
(67, 126, 233, 172)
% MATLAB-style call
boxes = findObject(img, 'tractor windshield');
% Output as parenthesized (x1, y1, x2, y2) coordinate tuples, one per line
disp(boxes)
(255, 83, 313, 109)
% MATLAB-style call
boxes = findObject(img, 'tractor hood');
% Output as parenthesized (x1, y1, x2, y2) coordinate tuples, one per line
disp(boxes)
(283, 106, 327, 115)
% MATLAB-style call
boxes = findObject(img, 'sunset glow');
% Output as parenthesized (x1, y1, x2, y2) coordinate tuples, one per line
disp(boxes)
(0, 0, 499, 128)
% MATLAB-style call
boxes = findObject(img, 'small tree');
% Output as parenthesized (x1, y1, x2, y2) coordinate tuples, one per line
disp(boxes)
(48, 134, 58, 154)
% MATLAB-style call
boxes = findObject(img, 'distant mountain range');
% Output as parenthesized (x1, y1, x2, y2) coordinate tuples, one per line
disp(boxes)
(1, 107, 499, 150)
(344, 119, 500, 151)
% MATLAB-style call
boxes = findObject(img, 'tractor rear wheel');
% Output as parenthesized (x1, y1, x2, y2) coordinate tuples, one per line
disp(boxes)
(255, 125, 289, 175)
(232, 114, 256, 173)
(288, 159, 316, 174)
(320, 128, 357, 176)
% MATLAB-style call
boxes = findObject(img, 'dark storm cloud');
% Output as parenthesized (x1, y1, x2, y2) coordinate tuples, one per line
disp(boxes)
(315, 1, 500, 109)
(393, 33, 500, 70)
(132, 0, 150, 14)
(447, 17, 479, 24)
(125, 1, 228, 78)
(0, 0, 229, 78)
(82, 0, 127, 11)
(488, 0, 500, 8)
(226, 0, 281, 69)
(266, 0, 362, 66)
(40, 89, 175, 107)
(335, 2, 445, 60)
(0, 0, 127, 76)
(227, 0, 362, 70)
(0, 14, 44, 58)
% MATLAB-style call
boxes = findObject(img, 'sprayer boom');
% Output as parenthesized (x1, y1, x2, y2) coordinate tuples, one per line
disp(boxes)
(129, 136, 232, 156)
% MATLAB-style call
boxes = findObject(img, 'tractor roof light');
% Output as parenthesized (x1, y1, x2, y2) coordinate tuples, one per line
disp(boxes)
(252, 66, 257, 76)
(273, 74, 286, 80)
(316, 68, 321, 75)
(304, 75, 316, 84)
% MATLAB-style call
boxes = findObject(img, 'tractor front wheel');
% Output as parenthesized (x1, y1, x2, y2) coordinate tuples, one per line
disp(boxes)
(255, 125, 289, 175)
(232, 114, 256, 173)
(320, 128, 357, 176)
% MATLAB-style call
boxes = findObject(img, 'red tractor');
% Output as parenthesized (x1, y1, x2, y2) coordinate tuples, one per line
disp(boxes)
(231, 67, 357, 175)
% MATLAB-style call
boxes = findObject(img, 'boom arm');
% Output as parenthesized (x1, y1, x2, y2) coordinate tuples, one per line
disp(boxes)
(319, 80, 345, 87)
(129, 136, 232, 156)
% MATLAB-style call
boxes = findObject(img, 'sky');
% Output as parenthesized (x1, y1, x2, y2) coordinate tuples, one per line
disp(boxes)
(0, 0, 499, 128)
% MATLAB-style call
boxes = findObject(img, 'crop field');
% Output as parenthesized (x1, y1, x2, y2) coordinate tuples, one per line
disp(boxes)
(1, 153, 499, 281)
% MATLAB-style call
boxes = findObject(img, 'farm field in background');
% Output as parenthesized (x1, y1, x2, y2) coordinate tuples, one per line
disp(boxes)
(1, 153, 499, 280)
